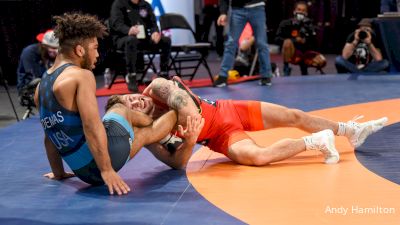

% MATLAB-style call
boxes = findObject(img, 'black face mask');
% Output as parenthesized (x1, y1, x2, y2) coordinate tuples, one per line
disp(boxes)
(294, 12, 306, 22)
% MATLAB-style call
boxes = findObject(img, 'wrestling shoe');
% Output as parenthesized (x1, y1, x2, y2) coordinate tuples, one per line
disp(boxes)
(213, 76, 227, 87)
(259, 77, 272, 86)
(304, 129, 339, 164)
(345, 116, 388, 148)
(125, 73, 138, 93)
(283, 65, 292, 76)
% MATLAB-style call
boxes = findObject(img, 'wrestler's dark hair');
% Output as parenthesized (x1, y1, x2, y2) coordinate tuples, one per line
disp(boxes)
(105, 95, 124, 112)
(53, 12, 107, 54)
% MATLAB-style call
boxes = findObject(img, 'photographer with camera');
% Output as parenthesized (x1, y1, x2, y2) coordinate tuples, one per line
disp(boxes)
(335, 18, 389, 74)
(275, 1, 326, 76)
(17, 30, 58, 95)
(17, 30, 59, 118)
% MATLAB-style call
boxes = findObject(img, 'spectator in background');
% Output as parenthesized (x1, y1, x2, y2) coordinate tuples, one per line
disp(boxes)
(17, 30, 58, 94)
(109, 0, 171, 93)
(231, 23, 278, 78)
(233, 23, 256, 75)
(335, 18, 389, 74)
(213, 0, 274, 87)
(200, 0, 224, 58)
(380, 0, 400, 13)
(275, 1, 326, 76)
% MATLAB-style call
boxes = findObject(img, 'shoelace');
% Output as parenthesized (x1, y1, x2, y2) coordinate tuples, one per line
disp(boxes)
(348, 115, 364, 124)
(346, 115, 364, 130)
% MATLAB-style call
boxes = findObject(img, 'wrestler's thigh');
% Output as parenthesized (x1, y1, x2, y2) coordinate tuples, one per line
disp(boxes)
(260, 102, 299, 129)
(227, 138, 263, 165)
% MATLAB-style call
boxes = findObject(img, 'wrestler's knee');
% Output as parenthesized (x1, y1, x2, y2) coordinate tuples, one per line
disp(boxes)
(282, 39, 294, 49)
(286, 108, 305, 127)
(228, 142, 268, 166)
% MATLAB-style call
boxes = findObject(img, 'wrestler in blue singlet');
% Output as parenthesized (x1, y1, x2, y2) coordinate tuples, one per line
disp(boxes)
(38, 64, 133, 185)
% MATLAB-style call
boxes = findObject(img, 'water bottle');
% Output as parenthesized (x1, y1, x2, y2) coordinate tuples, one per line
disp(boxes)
(104, 68, 111, 88)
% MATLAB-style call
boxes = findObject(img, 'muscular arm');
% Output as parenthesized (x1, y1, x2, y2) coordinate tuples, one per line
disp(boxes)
(146, 142, 192, 169)
(367, 43, 383, 61)
(129, 110, 178, 158)
(43, 134, 73, 178)
(34, 84, 39, 107)
(342, 43, 356, 59)
(143, 78, 200, 127)
(77, 71, 129, 195)
(343, 31, 360, 59)
(130, 110, 153, 127)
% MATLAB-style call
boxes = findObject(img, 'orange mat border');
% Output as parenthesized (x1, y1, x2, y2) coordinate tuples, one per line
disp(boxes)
(187, 99, 400, 225)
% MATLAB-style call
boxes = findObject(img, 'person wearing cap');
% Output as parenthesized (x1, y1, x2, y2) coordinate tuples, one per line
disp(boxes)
(335, 18, 389, 74)
(16, 30, 59, 94)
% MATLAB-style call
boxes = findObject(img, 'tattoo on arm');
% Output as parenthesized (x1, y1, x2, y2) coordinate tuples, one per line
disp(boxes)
(152, 79, 189, 110)
(152, 80, 171, 100)
(168, 91, 188, 110)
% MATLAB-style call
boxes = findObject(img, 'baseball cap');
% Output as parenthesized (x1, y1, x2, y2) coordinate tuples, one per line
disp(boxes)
(36, 30, 59, 48)
(358, 18, 372, 27)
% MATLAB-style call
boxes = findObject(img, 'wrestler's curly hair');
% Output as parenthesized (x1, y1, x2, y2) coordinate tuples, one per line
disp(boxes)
(53, 12, 107, 53)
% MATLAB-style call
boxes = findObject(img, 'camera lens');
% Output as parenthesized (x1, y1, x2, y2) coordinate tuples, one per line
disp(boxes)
(359, 31, 367, 40)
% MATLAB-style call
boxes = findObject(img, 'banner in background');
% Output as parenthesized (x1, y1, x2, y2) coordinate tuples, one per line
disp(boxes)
(146, 0, 195, 45)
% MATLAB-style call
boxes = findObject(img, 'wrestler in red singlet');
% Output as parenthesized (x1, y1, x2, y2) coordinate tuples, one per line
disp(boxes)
(171, 76, 264, 155)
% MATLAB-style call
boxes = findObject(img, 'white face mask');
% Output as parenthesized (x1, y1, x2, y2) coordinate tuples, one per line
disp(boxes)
(294, 12, 306, 21)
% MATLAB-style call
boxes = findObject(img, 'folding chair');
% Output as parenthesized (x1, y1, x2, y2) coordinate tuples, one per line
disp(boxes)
(160, 13, 214, 82)
(103, 19, 158, 89)
(106, 50, 158, 89)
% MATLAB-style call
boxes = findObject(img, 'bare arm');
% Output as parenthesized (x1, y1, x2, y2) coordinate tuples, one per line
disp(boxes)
(342, 30, 360, 59)
(43, 134, 75, 179)
(145, 116, 204, 169)
(367, 43, 383, 61)
(342, 43, 356, 59)
(76, 71, 129, 195)
(143, 78, 201, 126)
(364, 32, 383, 61)
(342, 30, 383, 61)
(130, 110, 153, 127)
(129, 110, 178, 158)
(34, 85, 39, 107)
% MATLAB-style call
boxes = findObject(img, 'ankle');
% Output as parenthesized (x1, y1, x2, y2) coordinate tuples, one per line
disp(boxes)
(337, 122, 346, 136)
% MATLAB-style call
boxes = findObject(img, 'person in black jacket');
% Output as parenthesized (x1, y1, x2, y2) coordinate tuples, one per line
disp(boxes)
(275, 1, 325, 76)
(109, 0, 171, 92)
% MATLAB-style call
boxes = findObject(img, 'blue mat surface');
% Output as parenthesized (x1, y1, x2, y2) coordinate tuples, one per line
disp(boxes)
(356, 123, 400, 185)
(1, 74, 400, 224)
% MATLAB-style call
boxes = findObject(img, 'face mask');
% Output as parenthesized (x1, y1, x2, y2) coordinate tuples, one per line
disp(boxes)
(294, 12, 306, 21)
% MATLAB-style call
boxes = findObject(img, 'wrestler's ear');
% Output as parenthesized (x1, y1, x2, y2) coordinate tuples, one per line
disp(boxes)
(75, 45, 85, 57)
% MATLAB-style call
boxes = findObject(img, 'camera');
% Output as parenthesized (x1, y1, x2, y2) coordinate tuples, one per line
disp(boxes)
(19, 78, 41, 108)
(358, 30, 368, 40)
(293, 14, 316, 38)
